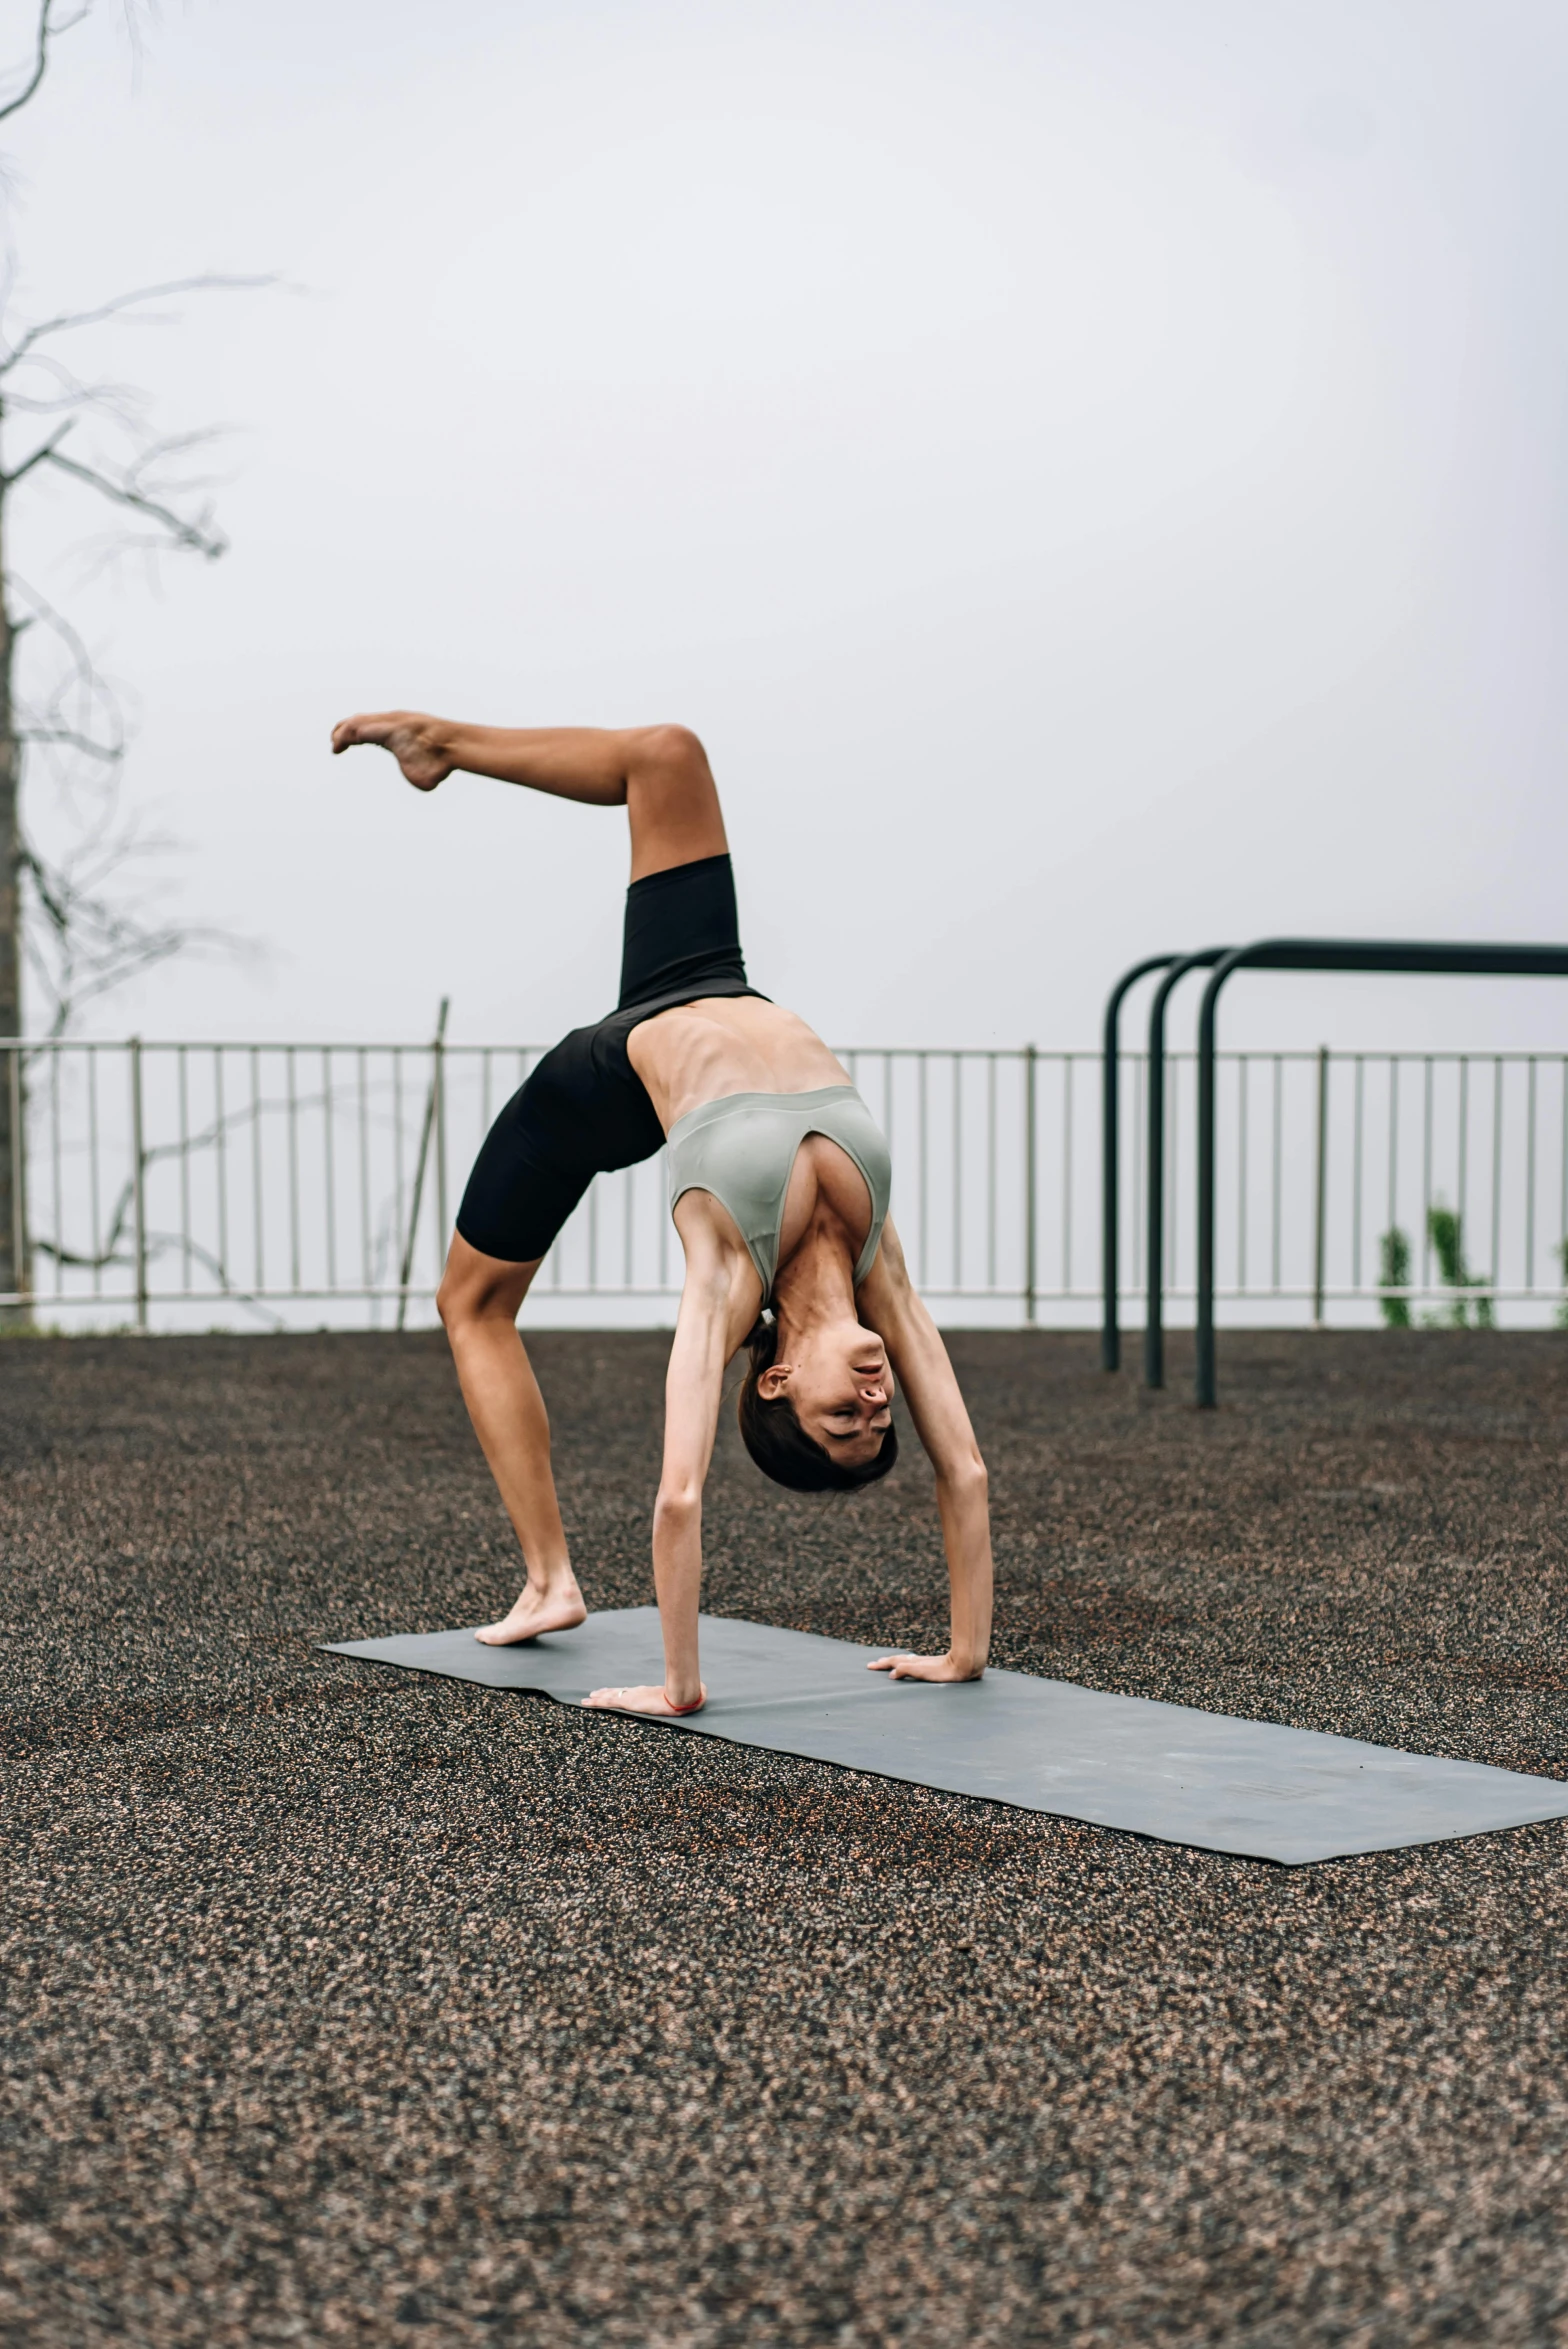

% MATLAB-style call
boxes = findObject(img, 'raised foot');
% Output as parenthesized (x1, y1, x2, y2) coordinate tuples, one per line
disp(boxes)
(474, 1584, 588, 1646)
(583, 1682, 707, 1718)
(330, 710, 451, 791)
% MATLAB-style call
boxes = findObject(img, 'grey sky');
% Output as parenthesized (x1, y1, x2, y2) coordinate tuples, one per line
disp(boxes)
(9, 0, 1568, 1054)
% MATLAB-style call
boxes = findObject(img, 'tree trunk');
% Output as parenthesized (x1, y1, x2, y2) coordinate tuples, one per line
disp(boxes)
(0, 457, 31, 1325)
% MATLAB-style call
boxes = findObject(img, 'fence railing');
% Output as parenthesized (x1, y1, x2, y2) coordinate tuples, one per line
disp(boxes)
(3, 1036, 1567, 1331)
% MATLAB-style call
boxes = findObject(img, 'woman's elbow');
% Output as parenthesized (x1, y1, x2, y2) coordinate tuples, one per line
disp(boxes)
(942, 1452, 988, 1504)
(654, 1478, 703, 1530)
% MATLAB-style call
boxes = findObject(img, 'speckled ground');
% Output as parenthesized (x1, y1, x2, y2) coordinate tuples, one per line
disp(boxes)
(2, 1328, 1566, 2347)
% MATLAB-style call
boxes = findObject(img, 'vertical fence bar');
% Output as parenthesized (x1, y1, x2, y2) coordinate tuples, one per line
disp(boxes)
(1236, 1056, 1249, 1293)
(1312, 1045, 1329, 1327)
(951, 1054, 962, 1290)
(130, 1037, 147, 1331)
(1525, 1057, 1537, 1292)
(357, 1049, 372, 1294)
(319, 1049, 336, 1293)
(1351, 1056, 1364, 1292)
(88, 1047, 102, 1300)
(1490, 1057, 1504, 1304)
(918, 1052, 929, 1287)
(986, 1054, 997, 1292)
(1131, 1053, 1144, 1291)
(1023, 1045, 1037, 1325)
(287, 1047, 301, 1294)
(178, 1045, 192, 1294)
(1271, 1056, 1283, 1293)
(214, 1049, 229, 1295)
(48, 1045, 62, 1297)
(391, 1051, 406, 1298)
(7, 1046, 26, 1310)
(1457, 1056, 1470, 1241)
(1060, 1054, 1073, 1295)
(1561, 1059, 1568, 1290)
(1387, 1057, 1399, 1263)
(1167, 1053, 1180, 1304)
(1421, 1058, 1434, 1292)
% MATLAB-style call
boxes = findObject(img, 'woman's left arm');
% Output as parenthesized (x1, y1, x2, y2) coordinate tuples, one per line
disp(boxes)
(859, 1221, 994, 1682)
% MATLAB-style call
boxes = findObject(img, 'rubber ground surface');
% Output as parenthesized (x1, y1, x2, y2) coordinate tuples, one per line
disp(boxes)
(2, 1327, 1566, 2346)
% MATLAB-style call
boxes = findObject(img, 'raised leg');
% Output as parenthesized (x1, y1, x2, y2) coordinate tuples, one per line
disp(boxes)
(330, 715, 728, 882)
(436, 1233, 587, 1644)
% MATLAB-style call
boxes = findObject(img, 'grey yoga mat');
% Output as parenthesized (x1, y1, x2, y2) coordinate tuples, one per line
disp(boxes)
(322, 1607, 1568, 1866)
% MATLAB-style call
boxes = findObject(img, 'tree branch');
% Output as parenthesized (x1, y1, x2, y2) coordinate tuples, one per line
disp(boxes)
(0, 274, 275, 373)
(0, 0, 89, 129)
(1, 418, 73, 487)
(39, 443, 226, 556)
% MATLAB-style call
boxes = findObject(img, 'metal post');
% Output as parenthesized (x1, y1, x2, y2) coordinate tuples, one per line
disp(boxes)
(1024, 1043, 1037, 1326)
(7, 1042, 27, 1313)
(1144, 950, 1229, 1389)
(130, 1036, 148, 1332)
(433, 1020, 448, 1259)
(396, 998, 449, 1332)
(1312, 1044, 1329, 1327)
(1100, 955, 1179, 1371)
(1196, 984, 1222, 1407)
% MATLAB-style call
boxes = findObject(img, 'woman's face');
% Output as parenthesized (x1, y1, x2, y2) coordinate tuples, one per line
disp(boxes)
(757, 1319, 895, 1465)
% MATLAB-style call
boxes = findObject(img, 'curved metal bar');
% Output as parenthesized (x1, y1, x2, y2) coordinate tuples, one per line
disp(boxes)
(1100, 955, 1181, 1370)
(1142, 949, 1230, 1389)
(1194, 939, 1568, 1407)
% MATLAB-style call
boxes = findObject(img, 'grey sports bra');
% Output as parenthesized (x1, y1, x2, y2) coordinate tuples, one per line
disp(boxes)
(666, 1084, 892, 1303)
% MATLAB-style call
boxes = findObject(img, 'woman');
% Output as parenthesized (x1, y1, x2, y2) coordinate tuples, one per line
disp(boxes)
(331, 712, 993, 1717)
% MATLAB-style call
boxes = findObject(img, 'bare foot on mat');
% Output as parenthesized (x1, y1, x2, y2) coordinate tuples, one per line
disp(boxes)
(583, 1683, 707, 1717)
(475, 1579, 588, 1646)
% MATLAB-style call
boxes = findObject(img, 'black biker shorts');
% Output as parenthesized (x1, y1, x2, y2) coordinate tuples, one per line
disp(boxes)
(455, 853, 765, 1264)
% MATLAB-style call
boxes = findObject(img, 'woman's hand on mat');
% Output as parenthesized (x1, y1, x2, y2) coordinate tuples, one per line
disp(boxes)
(331, 711, 452, 792)
(583, 1682, 707, 1716)
(867, 1651, 985, 1683)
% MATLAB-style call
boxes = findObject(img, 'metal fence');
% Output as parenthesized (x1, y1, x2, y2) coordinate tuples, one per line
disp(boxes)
(3, 1035, 1567, 1331)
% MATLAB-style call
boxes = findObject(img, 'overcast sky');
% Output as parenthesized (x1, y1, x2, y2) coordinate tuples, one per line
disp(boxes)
(7, 0, 1568, 1054)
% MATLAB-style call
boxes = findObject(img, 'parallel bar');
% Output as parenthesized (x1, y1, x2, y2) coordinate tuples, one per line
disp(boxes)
(1194, 939, 1568, 1406)
(1143, 952, 1228, 1388)
(1099, 954, 1179, 1373)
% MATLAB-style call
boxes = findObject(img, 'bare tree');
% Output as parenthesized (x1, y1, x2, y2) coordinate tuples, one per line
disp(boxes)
(0, 0, 266, 1318)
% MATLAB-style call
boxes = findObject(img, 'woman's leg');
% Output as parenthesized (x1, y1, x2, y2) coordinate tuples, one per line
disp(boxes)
(436, 1233, 587, 1644)
(331, 716, 728, 882)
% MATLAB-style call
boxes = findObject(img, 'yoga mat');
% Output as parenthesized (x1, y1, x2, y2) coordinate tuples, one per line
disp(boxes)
(322, 1608, 1568, 1865)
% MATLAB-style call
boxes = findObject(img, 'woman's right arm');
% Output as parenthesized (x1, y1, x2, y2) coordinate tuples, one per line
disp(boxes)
(859, 1221, 994, 1680)
(644, 1217, 761, 1705)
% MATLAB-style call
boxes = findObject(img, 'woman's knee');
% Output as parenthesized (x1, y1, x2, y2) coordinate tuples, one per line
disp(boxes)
(438, 1237, 536, 1333)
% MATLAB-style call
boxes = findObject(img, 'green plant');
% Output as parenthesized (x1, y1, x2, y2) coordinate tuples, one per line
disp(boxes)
(1378, 1226, 1412, 1327)
(1425, 1204, 1494, 1329)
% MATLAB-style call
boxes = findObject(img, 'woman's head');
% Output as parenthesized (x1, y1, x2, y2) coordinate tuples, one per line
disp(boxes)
(737, 1311, 899, 1493)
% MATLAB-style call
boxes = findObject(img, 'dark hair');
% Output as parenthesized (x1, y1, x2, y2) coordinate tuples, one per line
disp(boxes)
(736, 1316, 899, 1494)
